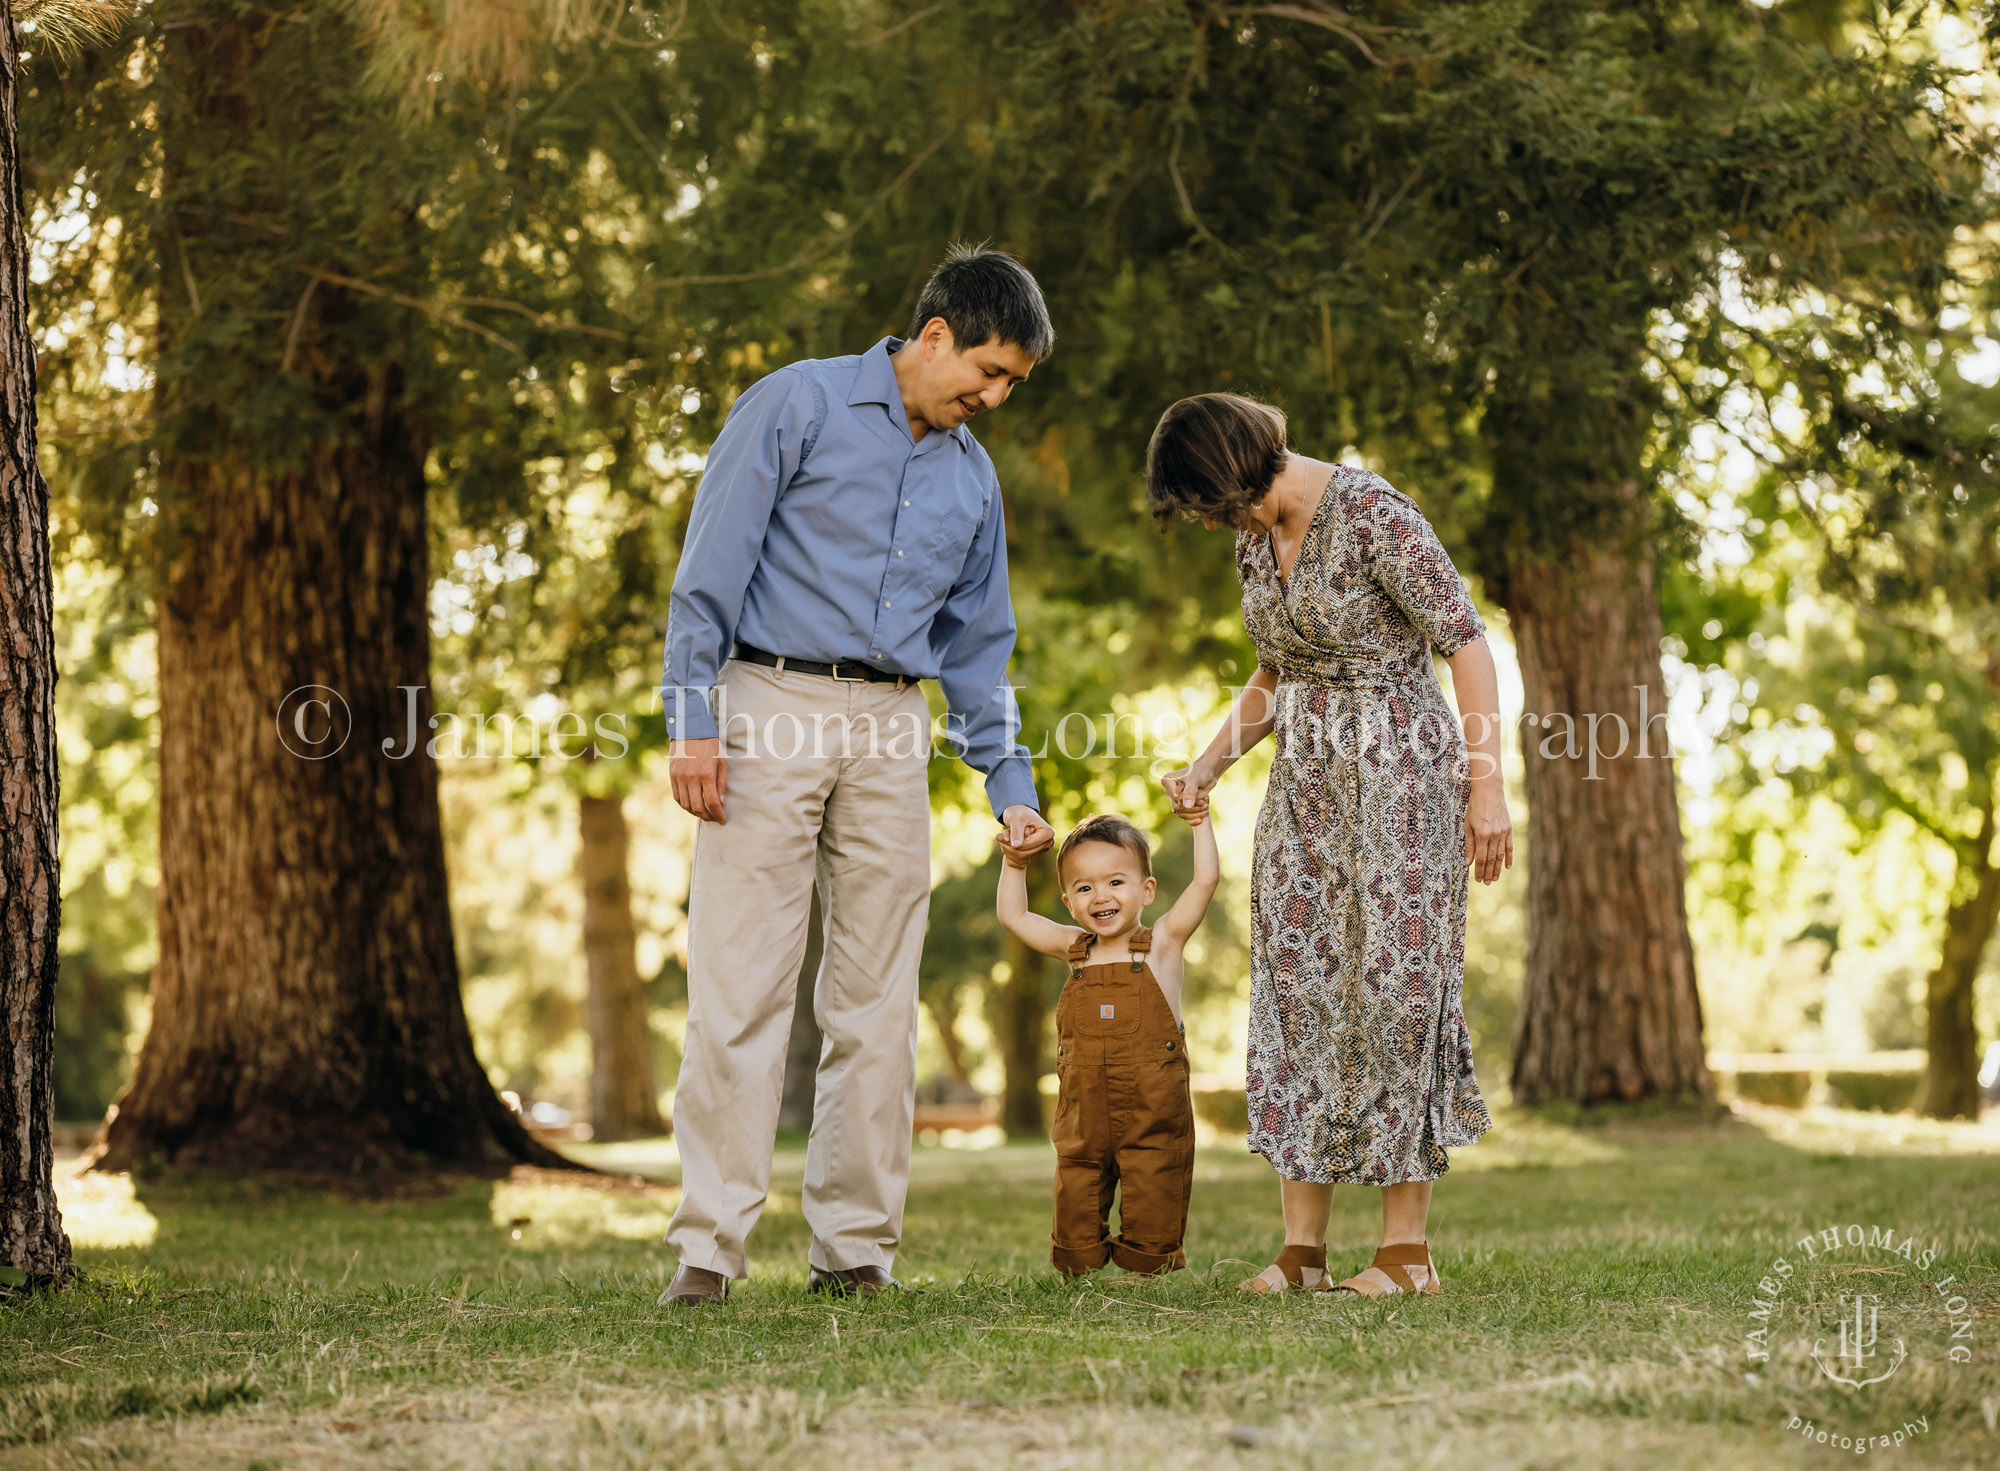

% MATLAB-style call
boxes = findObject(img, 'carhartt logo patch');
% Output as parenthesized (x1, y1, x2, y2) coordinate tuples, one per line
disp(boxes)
(1100, 1004, 1116, 1019)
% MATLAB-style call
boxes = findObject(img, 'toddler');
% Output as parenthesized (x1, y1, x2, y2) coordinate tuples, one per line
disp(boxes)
(996, 804, 1218, 1275)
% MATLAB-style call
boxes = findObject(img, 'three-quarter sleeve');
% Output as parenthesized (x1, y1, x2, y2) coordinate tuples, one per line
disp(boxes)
(1357, 476, 1486, 657)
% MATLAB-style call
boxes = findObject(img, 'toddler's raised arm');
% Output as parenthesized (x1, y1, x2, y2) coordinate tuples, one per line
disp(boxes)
(1158, 809, 1219, 944)
(996, 842, 1083, 959)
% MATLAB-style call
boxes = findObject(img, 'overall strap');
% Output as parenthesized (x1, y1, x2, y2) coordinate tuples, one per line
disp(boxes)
(1127, 926, 1153, 971)
(1066, 931, 1094, 977)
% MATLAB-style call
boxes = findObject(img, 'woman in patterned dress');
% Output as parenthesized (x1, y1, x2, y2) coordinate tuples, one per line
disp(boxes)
(1148, 393, 1513, 1299)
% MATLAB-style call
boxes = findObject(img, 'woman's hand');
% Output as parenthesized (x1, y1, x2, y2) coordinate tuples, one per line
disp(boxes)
(1465, 782, 1513, 884)
(1161, 760, 1218, 822)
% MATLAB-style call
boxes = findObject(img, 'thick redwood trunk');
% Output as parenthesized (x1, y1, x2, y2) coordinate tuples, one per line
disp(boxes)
(1503, 490, 1710, 1105)
(1916, 803, 1997, 1120)
(92, 11, 560, 1176)
(97, 423, 566, 1174)
(578, 794, 665, 1140)
(0, 5, 73, 1287)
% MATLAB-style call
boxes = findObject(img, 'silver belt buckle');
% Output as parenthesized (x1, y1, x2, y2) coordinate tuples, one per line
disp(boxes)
(829, 661, 867, 683)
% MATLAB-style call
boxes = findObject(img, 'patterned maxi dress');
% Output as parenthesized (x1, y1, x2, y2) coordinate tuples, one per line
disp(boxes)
(1239, 465, 1493, 1185)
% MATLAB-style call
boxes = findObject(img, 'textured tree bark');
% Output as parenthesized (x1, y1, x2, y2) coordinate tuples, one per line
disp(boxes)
(1916, 802, 1997, 1120)
(776, 890, 824, 1134)
(0, 4, 74, 1288)
(922, 994, 975, 1088)
(1502, 488, 1711, 1105)
(95, 425, 569, 1174)
(578, 794, 665, 1140)
(996, 865, 1058, 1138)
(89, 10, 563, 1177)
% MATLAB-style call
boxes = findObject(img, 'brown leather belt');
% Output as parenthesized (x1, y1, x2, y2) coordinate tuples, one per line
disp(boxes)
(733, 642, 911, 686)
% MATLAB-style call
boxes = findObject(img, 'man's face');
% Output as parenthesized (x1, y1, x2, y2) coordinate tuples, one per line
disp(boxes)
(912, 319, 1036, 432)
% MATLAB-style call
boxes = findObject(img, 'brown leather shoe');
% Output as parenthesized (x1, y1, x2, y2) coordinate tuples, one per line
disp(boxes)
(805, 1264, 906, 1298)
(658, 1263, 730, 1307)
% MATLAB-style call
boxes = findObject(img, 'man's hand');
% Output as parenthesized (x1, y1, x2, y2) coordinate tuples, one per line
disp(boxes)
(995, 804, 1054, 868)
(669, 737, 728, 825)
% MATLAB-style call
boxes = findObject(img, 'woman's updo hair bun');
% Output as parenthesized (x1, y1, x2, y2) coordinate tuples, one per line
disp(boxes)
(1145, 392, 1288, 528)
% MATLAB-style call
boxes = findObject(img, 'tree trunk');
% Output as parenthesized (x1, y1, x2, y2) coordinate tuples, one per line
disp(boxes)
(578, 795, 665, 1141)
(777, 890, 825, 1134)
(1501, 484, 1711, 1105)
(996, 865, 1059, 1138)
(1916, 802, 1998, 1120)
(91, 12, 561, 1177)
(95, 421, 567, 1173)
(923, 995, 975, 1088)
(0, 4, 73, 1288)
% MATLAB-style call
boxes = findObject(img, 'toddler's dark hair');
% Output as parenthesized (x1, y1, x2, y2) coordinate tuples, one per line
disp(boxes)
(1057, 814, 1153, 883)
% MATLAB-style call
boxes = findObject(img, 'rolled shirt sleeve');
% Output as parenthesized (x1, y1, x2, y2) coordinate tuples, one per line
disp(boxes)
(930, 488, 1040, 819)
(661, 368, 815, 740)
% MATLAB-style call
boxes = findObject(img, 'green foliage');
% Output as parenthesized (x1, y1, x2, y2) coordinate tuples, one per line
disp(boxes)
(25, 1, 1997, 1104)
(51, 565, 155, 1119)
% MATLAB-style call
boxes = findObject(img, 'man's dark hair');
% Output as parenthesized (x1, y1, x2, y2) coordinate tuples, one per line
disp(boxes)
(907, 243, 1056, 361)
(1058, 814, 1153, 883)
(1145, 392, 1289, 529)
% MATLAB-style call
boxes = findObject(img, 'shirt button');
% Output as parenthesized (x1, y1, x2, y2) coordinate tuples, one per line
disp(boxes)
(883, 600, 892, 609)
(903, 500, 910, 507)
(896, 549, 904, 557)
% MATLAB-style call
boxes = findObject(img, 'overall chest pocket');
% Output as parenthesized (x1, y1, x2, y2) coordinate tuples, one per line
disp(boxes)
(1066, 985, 1140, 1039)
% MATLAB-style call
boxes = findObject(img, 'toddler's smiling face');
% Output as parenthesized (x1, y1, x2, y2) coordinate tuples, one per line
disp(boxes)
(1059, 840, 1157, 940)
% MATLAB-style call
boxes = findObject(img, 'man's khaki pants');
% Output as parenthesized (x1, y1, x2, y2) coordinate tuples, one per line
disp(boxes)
(664, 658, 933, 1279)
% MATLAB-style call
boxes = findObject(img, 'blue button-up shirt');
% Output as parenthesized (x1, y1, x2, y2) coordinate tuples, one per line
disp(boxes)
(662, 337, 1038, 818)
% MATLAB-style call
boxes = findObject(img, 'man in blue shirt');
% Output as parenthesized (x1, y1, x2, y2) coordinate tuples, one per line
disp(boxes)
(659, 247, 1056, 1306)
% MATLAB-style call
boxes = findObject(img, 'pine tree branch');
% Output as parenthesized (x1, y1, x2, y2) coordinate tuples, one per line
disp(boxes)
(302, 268, 524, 355)
(850, 2, 943, 47)
(9, 0, 133, 59)
(1241, 4, 1385, 67)
(651, 129, 957, 287)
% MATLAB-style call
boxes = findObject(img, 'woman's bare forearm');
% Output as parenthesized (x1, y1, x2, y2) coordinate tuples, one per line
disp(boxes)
(1443, 637, 1504, 788)
(1194, 664, 1280, 778)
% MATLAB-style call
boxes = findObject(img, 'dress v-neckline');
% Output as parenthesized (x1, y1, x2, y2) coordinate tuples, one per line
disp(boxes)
(1267, 471, 1338, 593)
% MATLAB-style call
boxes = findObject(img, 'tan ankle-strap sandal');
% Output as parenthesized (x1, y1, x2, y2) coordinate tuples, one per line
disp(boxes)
(1327, 1241, 1441, 1298)
(1238, 1243, 1331, 1294)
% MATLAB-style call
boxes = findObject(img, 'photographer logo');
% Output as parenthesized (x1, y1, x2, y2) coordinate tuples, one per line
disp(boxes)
(1742, 1222, 1973, 1455)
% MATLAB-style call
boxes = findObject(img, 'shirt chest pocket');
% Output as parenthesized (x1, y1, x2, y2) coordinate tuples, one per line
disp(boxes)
(923, 495, 985, 594)
(928, 502, 981, 563)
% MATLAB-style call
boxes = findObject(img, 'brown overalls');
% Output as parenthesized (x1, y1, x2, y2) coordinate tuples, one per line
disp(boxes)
(1050, 926, 1196, 1275)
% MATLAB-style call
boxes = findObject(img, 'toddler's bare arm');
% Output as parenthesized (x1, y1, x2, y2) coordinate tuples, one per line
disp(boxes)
(1157, 811, 1219, 945)
(996, 844, 1083, 959)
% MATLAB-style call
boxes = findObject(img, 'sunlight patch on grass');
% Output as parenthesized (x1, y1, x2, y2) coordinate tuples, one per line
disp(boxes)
(1731, 1101, 2000, 1157)
(1448, 1108, 1627, 1171)
(53, 1165, 158, 1249)
(488, 1172, 680, 1247)
(563, 1136, 679, 1179)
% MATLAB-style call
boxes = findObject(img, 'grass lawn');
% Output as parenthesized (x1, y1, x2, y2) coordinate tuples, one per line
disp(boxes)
(2, 1103, 1996, 1469)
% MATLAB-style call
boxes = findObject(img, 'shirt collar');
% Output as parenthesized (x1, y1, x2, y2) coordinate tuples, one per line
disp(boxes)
(848, 335, 972, 452)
